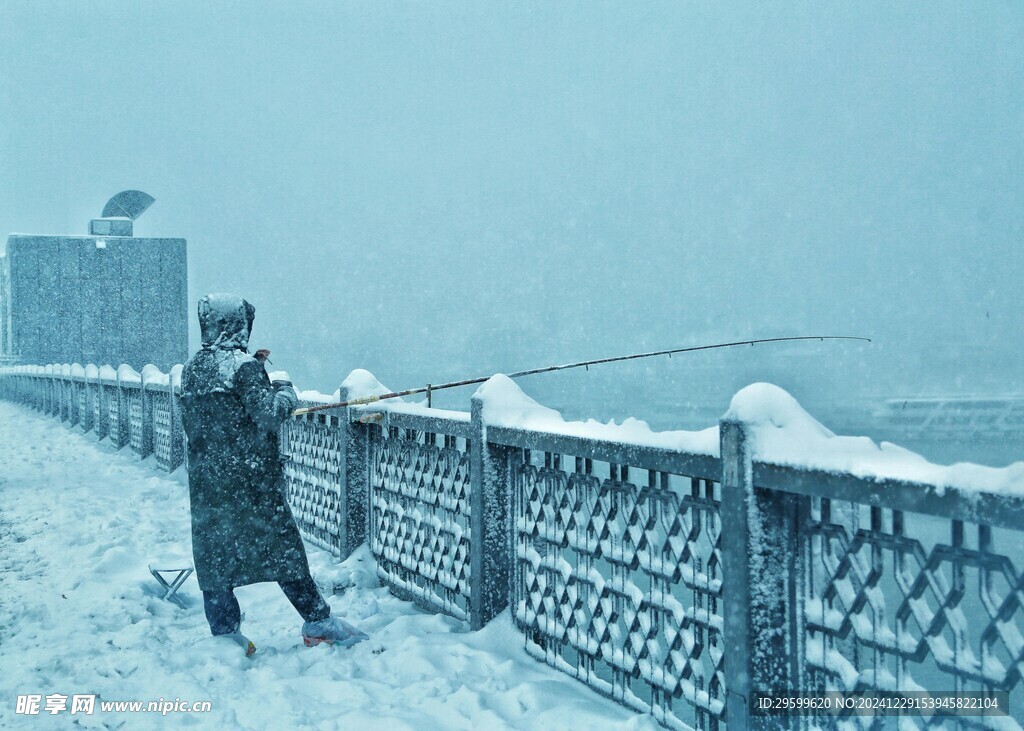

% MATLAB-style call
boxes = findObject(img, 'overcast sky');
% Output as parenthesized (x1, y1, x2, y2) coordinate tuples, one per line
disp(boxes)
(2, 1, 1022, 424)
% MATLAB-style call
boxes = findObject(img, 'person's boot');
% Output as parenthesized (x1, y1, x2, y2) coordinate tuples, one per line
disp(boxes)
(301, 616, 368, 648)
(219, 630, 257, 657)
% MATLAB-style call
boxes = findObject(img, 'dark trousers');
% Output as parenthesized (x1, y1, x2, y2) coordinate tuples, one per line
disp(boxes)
(203, 573, 331, 636)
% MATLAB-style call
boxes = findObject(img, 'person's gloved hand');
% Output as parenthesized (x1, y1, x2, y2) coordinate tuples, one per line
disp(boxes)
(271, 380, 298, 414)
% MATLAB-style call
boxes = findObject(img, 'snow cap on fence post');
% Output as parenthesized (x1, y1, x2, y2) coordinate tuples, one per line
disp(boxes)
(336, 368, 401, 558)
(469, 376, 517, 630)
(719, 401, 806, 729)
(169, 364, 183, 392)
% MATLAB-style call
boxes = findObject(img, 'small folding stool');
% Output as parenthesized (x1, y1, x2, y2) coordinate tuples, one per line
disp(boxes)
(149, 556, 194, 604)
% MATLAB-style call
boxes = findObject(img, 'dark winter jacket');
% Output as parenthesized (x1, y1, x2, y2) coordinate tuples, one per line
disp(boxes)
(179, 294, 308, 591)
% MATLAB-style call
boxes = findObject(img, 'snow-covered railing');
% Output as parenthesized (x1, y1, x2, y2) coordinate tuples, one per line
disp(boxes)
(369, 405, 474, 623)
(3, 366, 1024, 730)
(0, 363, 186, 470)
(282, 406, 348, 557)
(483, 378, 726, 728)
(720, 387, 1024, 730)
(281, 372, 480, 624)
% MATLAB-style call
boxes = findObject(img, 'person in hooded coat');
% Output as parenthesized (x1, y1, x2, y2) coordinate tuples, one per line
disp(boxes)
(180, 294, 365, 654)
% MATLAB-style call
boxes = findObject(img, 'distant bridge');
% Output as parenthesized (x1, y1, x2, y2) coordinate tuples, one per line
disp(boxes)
(877, 395, 1024, 441)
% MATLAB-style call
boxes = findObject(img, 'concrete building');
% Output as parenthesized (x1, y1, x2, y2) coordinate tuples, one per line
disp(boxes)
(0, 253, 12, 362)
(4, 192, 188, 370)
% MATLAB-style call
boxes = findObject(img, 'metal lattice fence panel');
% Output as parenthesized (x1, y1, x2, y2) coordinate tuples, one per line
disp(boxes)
(106, 384, 125, 448)
(804, 498, 1024, 730)
(93, 383, 108, 440)
(282, 413, 346, 557)
(370, 421, 473, 623)
(512, 447, 727, 731)
(152, 388, 179, 471)
(127, 387, 144, 456)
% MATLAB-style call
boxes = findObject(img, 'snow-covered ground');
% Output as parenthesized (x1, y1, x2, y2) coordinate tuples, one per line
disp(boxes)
(0, 401, 657, 730)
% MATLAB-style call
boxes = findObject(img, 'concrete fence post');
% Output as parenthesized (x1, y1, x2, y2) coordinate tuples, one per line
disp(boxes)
(140, 381, 155, 459)
(338, 385, 370, 557)
(57, 369, 67, 422)
(81, 370, 93, 433)
(94, 376, 108, 441)
(169, 387, 185, 472)
(720, 418, 806, 730)
(469, 395, 513, 630)
(50, 369, 59, 416)
(69, 371, 80, 429)
(72, 372, 82, 427)
(64, 369, 73, 422)
(65, 369, 74, 422)
(115, 371, 129, 449)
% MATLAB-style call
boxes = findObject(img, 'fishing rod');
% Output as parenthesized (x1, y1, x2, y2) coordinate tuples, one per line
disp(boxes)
(291, 335, 870, 417)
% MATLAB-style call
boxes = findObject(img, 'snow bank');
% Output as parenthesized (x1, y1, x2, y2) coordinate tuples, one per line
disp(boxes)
(474, 375, 719, 456)
(98, 365, 118, 382)
(726, 383, 1024, 496)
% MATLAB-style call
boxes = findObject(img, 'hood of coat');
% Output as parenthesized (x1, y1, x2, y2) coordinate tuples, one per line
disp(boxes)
(198, 294, 255, 350)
